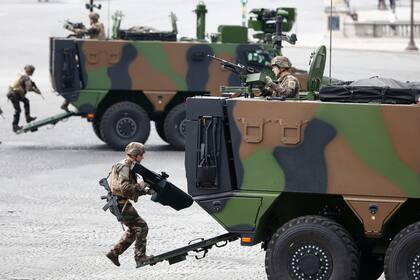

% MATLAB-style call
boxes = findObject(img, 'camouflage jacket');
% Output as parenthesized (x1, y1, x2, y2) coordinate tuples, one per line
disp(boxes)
(8, 74, 40, 97)
(109, 158, 147, 201)
(262, 73, 300, 98)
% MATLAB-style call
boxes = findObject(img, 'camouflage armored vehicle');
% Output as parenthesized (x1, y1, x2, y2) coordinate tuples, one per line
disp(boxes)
(180, 50, 420, 280)
(49, 4, 298, 150)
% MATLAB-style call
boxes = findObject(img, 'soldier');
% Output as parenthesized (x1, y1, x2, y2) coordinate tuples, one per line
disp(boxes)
(6, 65, 42, 132)
(260, 56, 300, 99)
(106, 142, 153, 267)
(61, 13, 105, 113)
(73, 12, 106, 40)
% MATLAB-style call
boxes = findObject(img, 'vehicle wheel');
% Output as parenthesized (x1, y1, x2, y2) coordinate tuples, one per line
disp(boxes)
(384, 221, 420, 280)
(155, 120, 168, 143)
(265, 215, 360, 280)
(92, 117, 104, 142)
(100, 101, 150, 150)
(163, 103, 187, 150)
(358, 248, 383, 280)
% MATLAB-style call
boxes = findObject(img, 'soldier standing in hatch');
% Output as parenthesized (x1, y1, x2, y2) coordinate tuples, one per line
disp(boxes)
(106, 142, 154, 267)
(6, 65, 42, 132)
(260, 56, 300, 99)
(72, 12, 106, 40)
(62, 12, 105, 112)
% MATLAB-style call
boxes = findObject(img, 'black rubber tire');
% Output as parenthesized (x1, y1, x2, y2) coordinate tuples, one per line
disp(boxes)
(384, 221, 420, 280)
(100, 101, 150, 151)
(92, 117, 104, 142)
(358, 248, 383, 280)
(163, 103, 186, 150)
(265, 215, 360, 280)
(155, 120, 168, 143)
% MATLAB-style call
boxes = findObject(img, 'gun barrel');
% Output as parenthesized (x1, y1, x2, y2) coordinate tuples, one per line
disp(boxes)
(207, 54, 225, 63)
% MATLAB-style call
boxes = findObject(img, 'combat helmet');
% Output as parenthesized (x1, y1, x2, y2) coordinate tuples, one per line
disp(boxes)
(271, 56, 292, 69)
(89, 12, 100, 21)
(24, 65, 35, 75)
(125, 142, 145, 156)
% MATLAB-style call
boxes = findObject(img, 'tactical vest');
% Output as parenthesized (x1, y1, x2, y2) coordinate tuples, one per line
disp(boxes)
(109, 159, 136, 197)
(9, 74, 30, 96)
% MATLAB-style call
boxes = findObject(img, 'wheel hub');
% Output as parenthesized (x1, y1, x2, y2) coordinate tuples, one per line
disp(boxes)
(177, 119, 187, 137)
(116, 117, 137, 139)
(288, 243, 332, 280)
(409, 250, 420, 280)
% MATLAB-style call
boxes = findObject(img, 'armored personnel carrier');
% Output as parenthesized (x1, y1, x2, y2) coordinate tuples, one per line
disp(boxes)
(135, 44, 419, 280)
(182, 46, 420, 279)
(48, 4, 297, 151)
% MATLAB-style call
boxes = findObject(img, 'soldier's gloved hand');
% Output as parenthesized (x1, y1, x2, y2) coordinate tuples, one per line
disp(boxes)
(132, 192, 140, 203)
(145, 187, 156, 196)
(135, 182, 149, 196)
(265, 76, 274, 87)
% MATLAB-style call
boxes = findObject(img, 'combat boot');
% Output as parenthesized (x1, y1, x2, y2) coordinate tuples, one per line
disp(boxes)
(13, 125, 22, 133)
(105, 250, 120, 267)
(60, 103, 70, 113)
(135, 255, 154, 268)
(26, 116, 37, 123)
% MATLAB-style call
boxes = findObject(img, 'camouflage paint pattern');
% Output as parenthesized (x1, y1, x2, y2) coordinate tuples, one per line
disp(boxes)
(51, 38, 271, 115)
(185, 97, 420, 240)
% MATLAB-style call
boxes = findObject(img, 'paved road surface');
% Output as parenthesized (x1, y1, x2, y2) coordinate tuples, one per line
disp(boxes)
(2, 1, 420, 279)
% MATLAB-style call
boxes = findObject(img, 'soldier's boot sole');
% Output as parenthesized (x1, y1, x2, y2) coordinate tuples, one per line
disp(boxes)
(135, 255, 154, 268)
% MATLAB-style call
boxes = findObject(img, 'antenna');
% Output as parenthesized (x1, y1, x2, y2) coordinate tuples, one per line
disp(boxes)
(240, 0, 248, 27)
(107, 0, 110, 39)
(329, 0, 333, 84)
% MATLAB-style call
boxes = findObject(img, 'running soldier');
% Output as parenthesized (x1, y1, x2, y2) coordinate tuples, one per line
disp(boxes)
(106, 142, 153, 267)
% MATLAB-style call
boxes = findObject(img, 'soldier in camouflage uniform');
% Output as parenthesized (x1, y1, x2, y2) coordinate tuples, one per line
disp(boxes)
(73, 12, 106, 40)
(106, 142, 153, 267)
(261, 56, 300, 98)
(61, 12, 105, 112)
(6, 65, 42, 132)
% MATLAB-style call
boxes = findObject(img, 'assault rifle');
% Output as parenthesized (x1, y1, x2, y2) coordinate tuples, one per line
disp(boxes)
(99, 178, 124, 226)
(63, 20, 86, 38)
(31, 81, 44, 100)
(207, 54, 255, 81)
(63, 20, 86, 31)
(132, 163, 193, 211)
(208, 54, 265, 98)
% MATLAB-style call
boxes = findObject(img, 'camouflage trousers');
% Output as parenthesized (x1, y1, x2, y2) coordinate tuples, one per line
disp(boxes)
(110, 200, 148, 260)
(7, 91, 31, 126)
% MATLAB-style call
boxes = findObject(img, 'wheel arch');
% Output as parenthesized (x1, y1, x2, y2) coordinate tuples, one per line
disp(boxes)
(383, 198, 420, 239)
(94, 90, 154, 125)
